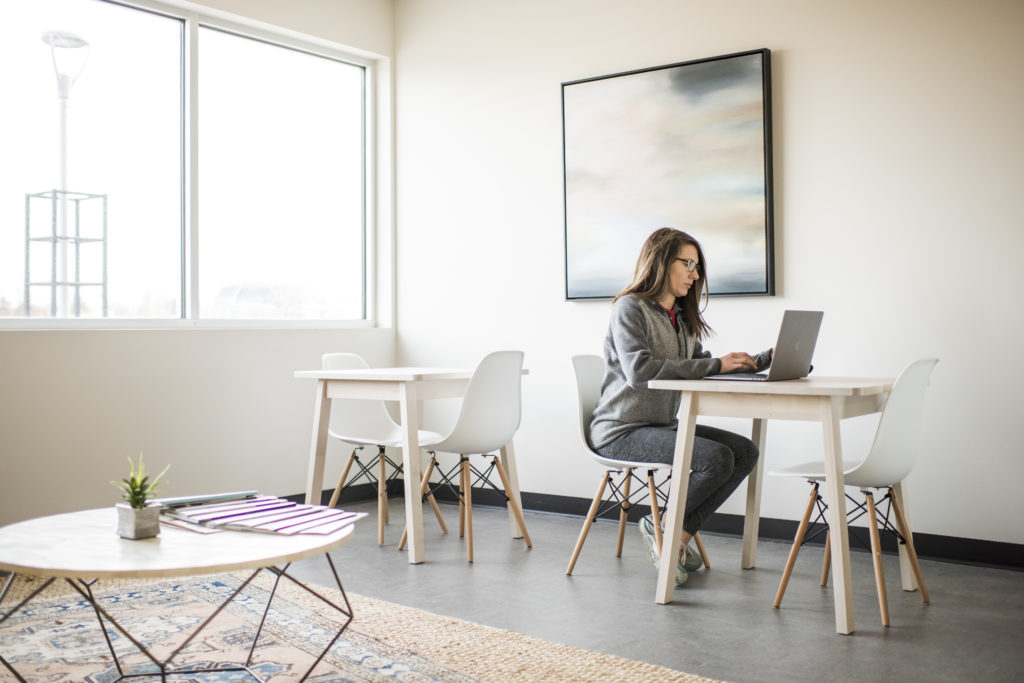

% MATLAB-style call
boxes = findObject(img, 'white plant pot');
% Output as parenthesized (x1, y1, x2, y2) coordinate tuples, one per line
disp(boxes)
(116, 502, 161, 540)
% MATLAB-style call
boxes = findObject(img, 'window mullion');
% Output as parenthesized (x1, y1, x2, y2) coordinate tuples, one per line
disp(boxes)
(184, 15, 199, 320)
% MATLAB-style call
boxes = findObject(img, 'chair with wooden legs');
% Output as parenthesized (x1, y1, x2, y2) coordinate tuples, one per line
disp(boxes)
(565, 354, 709, 576)
(399, 351, 532, 562)
(322, 353, 447, 545)
(769, 358, 938, 626)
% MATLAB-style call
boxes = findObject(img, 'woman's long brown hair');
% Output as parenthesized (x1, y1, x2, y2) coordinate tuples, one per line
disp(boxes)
(613, 227, 713, 341)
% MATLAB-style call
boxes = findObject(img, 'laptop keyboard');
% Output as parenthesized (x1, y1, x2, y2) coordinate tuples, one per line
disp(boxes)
(704, 372, 768, 381)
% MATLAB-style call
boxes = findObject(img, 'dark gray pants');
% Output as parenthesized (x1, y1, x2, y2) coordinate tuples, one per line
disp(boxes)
(596, 424, 758, 536)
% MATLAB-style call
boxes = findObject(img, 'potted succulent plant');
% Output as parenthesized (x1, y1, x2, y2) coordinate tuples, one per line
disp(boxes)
(111, 454, 169, 540)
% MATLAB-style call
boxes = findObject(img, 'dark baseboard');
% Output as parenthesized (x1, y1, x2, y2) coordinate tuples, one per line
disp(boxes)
(298, 483, 1024, 572)
(284, 483, 381, 507)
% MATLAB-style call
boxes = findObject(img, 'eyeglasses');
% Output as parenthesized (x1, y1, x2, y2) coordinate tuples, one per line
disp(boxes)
(675, 257, 699, 273)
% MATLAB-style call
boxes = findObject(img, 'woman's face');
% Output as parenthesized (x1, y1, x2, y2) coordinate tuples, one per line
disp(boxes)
(666, 244, 701, 301)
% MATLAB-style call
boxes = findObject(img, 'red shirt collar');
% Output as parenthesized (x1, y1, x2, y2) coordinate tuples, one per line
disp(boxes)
(659, 304, 678, 330)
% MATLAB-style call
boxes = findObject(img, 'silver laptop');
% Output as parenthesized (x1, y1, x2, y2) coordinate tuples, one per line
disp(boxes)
(704, 310, 823, 382)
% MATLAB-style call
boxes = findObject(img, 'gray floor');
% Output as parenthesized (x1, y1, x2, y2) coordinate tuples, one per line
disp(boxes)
(290, 499, 1024, 683)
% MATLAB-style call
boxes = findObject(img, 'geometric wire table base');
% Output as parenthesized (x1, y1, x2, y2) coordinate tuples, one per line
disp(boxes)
(0, 554, 353, 683)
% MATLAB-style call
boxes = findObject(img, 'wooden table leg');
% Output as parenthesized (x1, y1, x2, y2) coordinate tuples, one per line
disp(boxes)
(304, 380, 332, 505)
(741, 418, 768, 569)
(499, 441, 525, 538)
(398, 383, 425, 564)
(890, 480, 920, 592)
(656, 392, 697, 604)
(821, 396, 855, 634)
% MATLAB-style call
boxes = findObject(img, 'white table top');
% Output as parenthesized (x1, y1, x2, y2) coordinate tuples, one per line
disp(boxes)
(294, 367, 529, 382)
(0, 507, 355, 579)
(648, 376, 893, 396)
(294, 367, 473, 382)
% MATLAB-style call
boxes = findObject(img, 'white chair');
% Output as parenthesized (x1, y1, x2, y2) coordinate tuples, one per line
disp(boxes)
(769, 358, 938, 626)
(565, 354, 709, 575)
(321, 353, 447, 545)
(399, 350, 532, 562)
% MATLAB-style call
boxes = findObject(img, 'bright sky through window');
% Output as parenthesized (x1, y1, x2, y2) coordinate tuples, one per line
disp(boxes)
(0, 0, 368, 322)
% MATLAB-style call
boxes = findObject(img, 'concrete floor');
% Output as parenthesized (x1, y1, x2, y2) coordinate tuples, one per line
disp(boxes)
(290, 499, 1024, 683)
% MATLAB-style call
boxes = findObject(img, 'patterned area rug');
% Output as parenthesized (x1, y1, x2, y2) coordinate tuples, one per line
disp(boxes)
(0, 571, 717, 682)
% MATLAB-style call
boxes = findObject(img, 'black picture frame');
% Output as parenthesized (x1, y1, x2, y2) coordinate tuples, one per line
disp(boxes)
(562, 48, 775, 299)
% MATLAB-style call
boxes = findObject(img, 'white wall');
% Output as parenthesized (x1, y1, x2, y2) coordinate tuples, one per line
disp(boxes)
(0, 328, 394, 525)
(0, 0, 396, 527)
(392, 0, 1024, 544)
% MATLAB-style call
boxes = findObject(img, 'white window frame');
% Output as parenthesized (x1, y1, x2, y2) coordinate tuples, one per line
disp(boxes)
(2, 0, 390, 330)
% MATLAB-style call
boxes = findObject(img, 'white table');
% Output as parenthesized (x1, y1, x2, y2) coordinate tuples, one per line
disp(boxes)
(0, 507, 357, 681)
(646, 376, 910, 635)
(294, 367, 527, 564)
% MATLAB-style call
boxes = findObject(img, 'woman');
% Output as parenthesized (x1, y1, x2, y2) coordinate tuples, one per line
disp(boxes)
(590, 227, 772, 585)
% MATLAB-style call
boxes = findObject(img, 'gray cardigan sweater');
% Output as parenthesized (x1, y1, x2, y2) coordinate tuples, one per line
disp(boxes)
(589, 294, 770, 449)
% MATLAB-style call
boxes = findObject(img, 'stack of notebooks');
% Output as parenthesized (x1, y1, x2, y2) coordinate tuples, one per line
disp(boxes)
(156, 491, 366, 535)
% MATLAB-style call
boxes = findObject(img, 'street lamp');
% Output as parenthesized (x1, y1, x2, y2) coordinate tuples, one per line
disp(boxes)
(41, 30, 89, 317)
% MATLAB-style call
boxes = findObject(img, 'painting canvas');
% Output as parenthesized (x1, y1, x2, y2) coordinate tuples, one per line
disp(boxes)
(562, 49, 774, 298)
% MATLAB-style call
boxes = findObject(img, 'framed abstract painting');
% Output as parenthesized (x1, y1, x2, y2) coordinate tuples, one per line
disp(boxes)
(562, 48, 774, 299)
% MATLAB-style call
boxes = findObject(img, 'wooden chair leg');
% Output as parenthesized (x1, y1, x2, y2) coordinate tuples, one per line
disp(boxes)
(774, 482, 819, 607)
(693, 532, 711, 569)
(820, 529, 832, 587)
(327, 449, 359, 509)
(462, 457, 474, 563)
(377, 452, 387, 545)
(426, 492, 446, 531)
(865, 491, 891, 626)
(492, 455, 531, 547)
(421, 457, 448, 533)
(647, 472, 664, 553)
(399, 456, 445, 550)
(616, 468, 633, 557)
(889, 487, 930, 603)
(566, 472, 610, 575)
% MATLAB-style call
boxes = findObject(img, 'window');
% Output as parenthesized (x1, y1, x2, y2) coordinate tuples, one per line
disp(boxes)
(1, 0, 182, 319)
(0, 0, 370, 324)
(198, 28, 365, 320)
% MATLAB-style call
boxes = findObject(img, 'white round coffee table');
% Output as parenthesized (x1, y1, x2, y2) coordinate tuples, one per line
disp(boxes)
(0, 507, 358, 682)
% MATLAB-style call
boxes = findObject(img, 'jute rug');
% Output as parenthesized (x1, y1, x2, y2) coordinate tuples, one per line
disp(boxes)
(0, 571, 718, 682)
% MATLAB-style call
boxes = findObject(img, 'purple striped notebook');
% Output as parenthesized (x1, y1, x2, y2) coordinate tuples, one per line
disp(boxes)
(162, 494, 366, 535)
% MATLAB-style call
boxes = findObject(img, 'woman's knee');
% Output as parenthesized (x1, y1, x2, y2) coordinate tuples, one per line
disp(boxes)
(699, 425, 759, 477)
(692, 440, 735, 483)
(734, 441, 759, 477)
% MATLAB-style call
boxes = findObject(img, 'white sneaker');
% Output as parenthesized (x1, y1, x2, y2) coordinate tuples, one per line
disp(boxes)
(639, 515, 687, 585)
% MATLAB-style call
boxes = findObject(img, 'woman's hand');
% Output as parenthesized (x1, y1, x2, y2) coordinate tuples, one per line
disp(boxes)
(719, 352, 758, 373)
